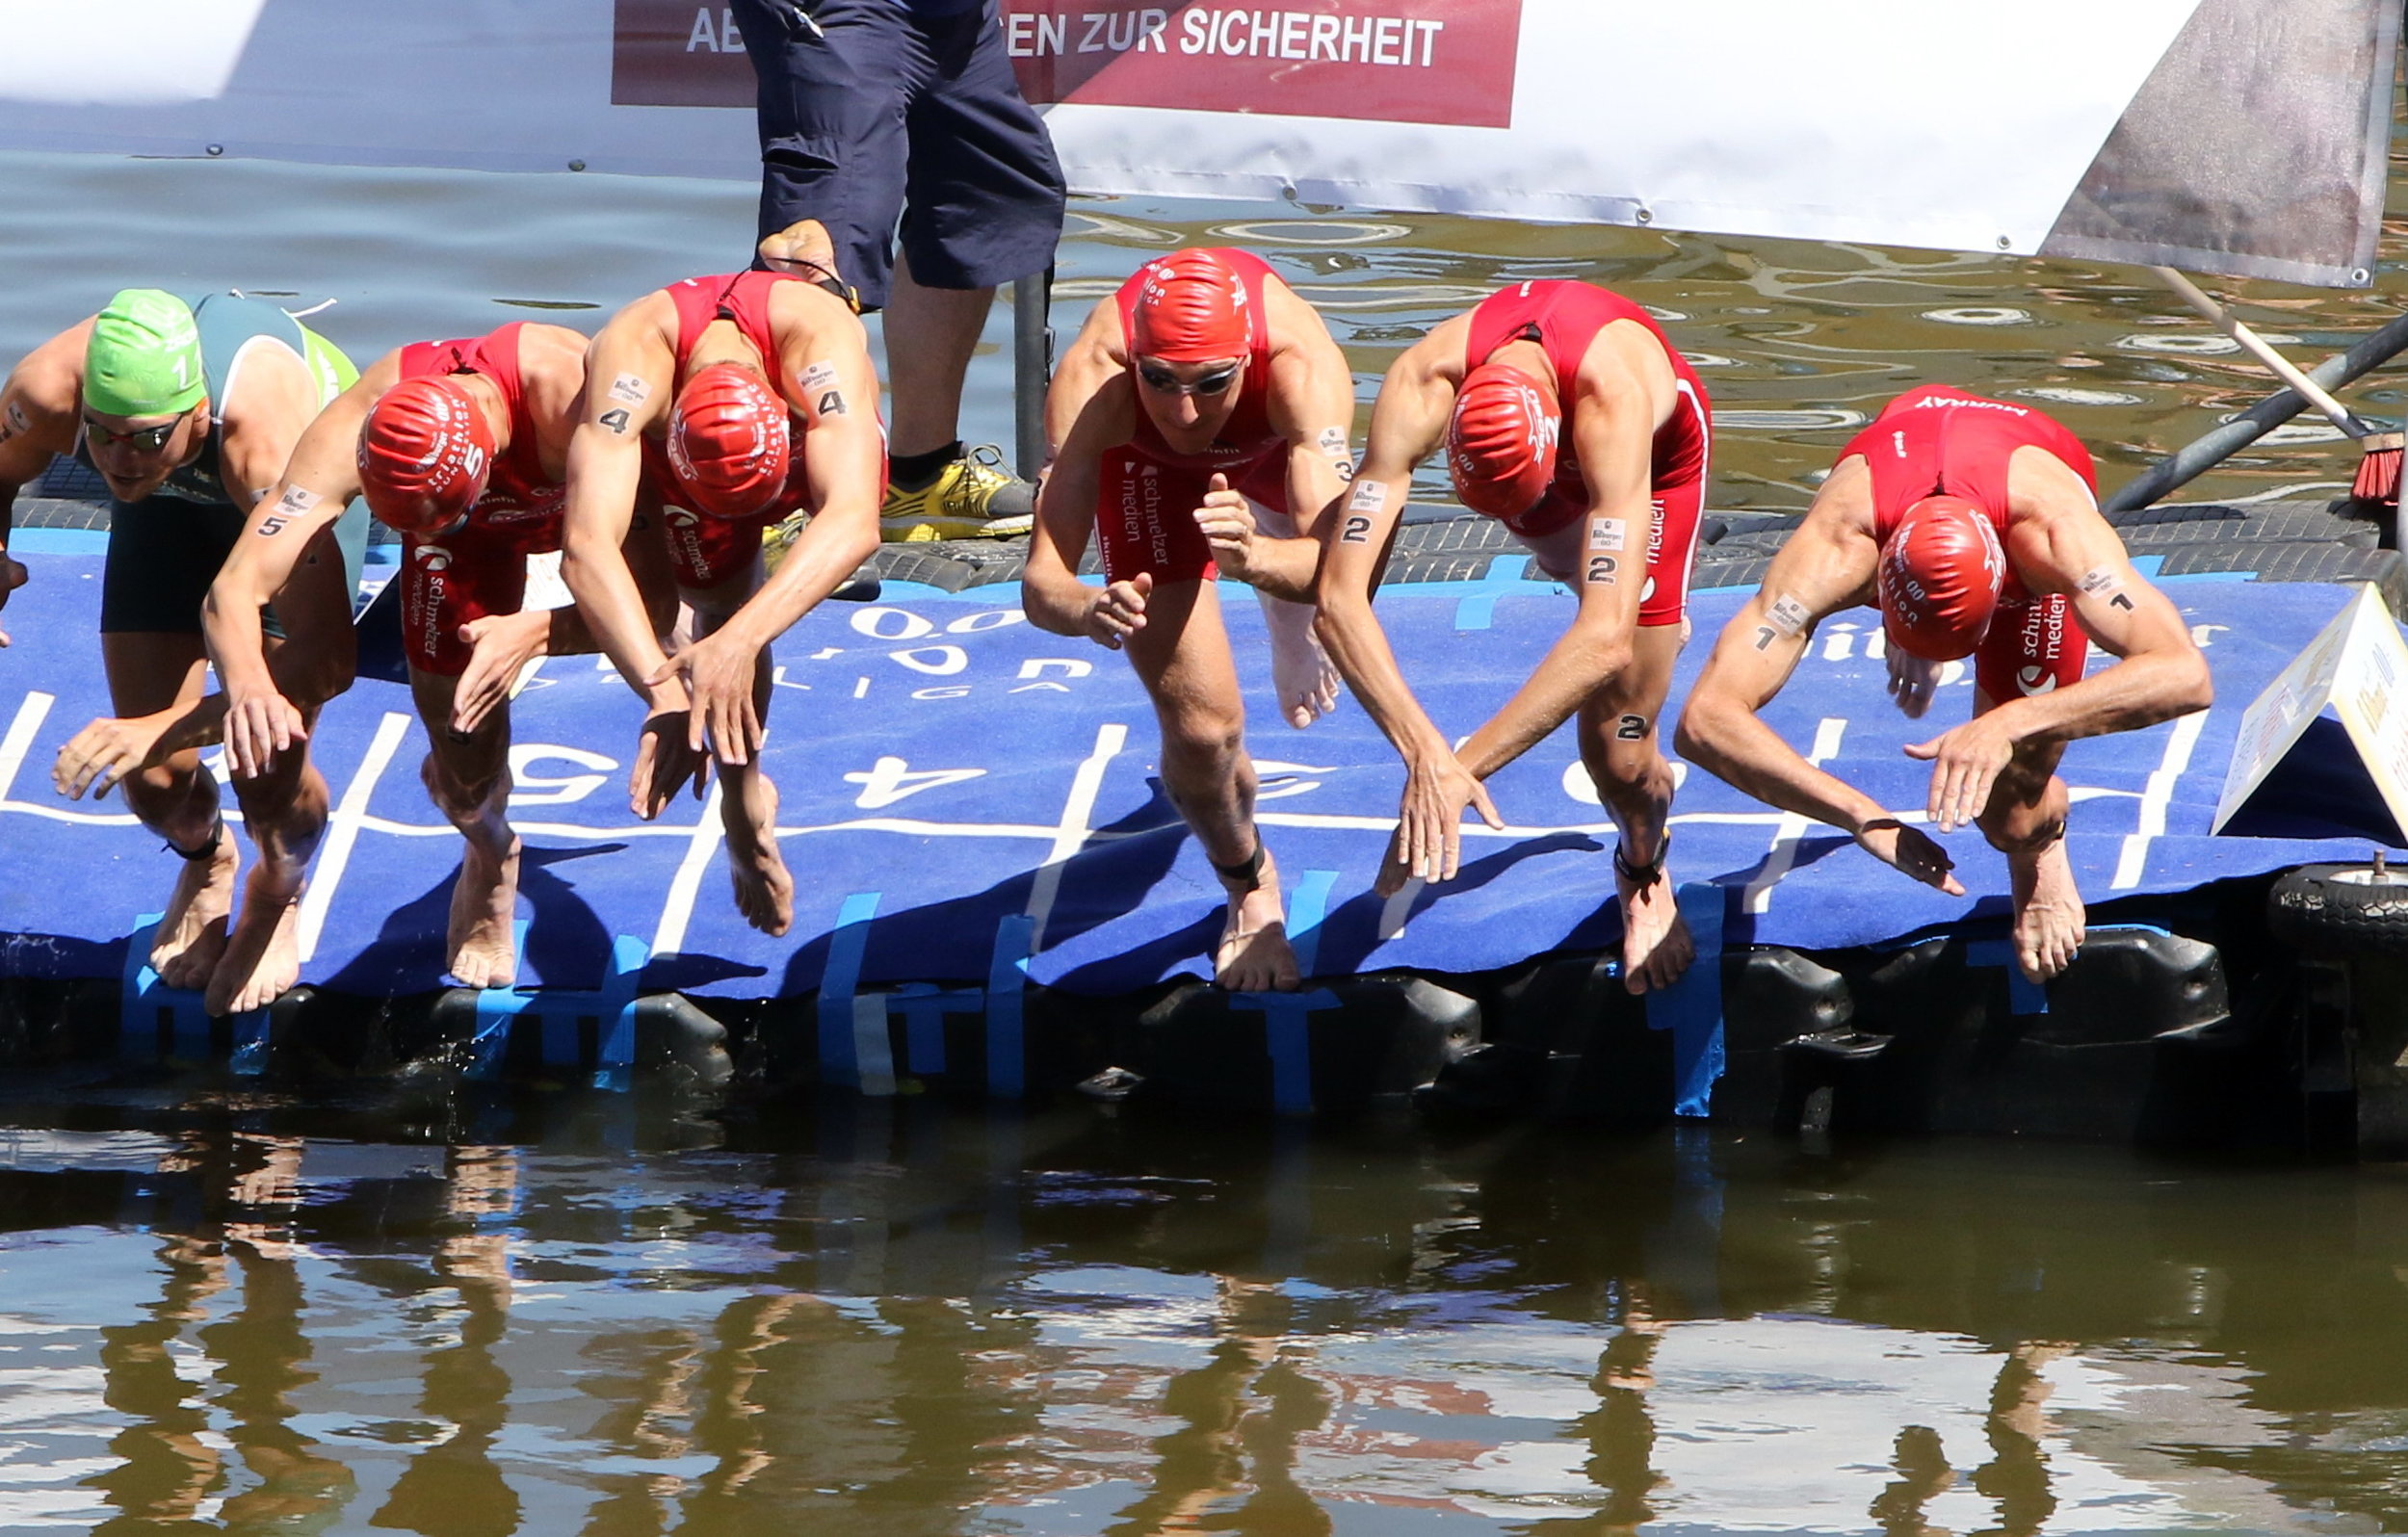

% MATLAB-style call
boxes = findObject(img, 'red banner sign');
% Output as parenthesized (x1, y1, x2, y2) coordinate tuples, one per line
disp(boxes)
(612, 1, 1522, 128)
(1006, 2, 1520, 128)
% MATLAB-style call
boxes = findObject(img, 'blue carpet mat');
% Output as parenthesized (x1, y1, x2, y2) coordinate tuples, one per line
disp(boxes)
(0, 531, 2384, 997)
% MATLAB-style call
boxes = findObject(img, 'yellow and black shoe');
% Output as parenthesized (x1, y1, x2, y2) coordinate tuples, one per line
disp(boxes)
(879, 443, 1034, 542)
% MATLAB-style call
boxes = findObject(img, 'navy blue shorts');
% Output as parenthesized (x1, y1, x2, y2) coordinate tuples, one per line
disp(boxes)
(728, 0, 1066, 307)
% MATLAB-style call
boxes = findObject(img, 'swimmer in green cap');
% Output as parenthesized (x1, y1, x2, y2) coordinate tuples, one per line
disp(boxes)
(2, 288, 364, 1013)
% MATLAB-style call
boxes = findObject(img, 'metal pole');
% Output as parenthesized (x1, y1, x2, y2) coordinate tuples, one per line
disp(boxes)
(2105, 308, 2408, 512)
(1011, 270, 1053, 482)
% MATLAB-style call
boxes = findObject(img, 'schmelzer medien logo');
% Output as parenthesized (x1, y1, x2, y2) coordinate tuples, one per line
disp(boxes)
(611, 0, 1523, 128)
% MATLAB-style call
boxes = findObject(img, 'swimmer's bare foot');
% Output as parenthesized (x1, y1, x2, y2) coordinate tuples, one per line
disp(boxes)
(1216, 846, 1300, 992)
(1260, 593, 1341, 729)
(152, 833, 239, 990)
(446, 834, 522, 988)
(205, 863, 304, 1017)
(722, 768, 795, 937)
(2009, 838, 2085, 983)
(1615, 843, 1693, 995)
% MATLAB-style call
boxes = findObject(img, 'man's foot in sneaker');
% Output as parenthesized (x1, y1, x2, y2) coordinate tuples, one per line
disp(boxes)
(880, 441, 1034, 541)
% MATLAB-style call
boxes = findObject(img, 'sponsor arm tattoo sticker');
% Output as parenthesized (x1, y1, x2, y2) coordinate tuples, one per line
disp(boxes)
(1755, 592, 1812, 650)
(1340, 478, 1386, 542)
(2079, 565, 2136, 612)
(255, 483, 322, 536)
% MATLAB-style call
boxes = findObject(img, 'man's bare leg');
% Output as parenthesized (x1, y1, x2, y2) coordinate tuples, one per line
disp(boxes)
(205, 735, 329, 1017)
(1579, 625, 1693, 995)
(100, 635, 237, 987)
(1127, 580, 1299, 991)
(1980, 725, 2082, 983)
(407, 668, 521, 990)
(1249, 504, 1340, 729)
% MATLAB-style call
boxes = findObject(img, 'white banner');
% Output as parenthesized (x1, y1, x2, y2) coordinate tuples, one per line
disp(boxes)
(0, 0, 2393, 286)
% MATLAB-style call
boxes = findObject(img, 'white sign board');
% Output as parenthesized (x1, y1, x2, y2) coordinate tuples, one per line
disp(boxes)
(2214, 583, 2408, 842)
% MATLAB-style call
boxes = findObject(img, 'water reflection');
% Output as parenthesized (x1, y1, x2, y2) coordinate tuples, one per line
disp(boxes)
(1, 1090, 2406, 1533)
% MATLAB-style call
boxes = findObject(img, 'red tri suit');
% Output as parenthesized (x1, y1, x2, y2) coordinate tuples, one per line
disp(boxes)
(645, 270, 820, 589)
(398, 323, 572, 677)
(1097, 247, 1289, 585)
(1838, 385, 2097, 702)
(1461, 280, 1713, 628)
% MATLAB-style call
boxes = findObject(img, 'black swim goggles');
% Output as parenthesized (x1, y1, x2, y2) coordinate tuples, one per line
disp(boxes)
(1134, 359, 1243, 397)
(82, 414, 180, 452)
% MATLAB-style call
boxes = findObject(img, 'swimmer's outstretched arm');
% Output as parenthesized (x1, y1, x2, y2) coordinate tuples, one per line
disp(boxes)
(1315, 344, 1500, 886)
(204, 356, 392, 775)
(648, 307, 884, 766)
(1675, 512, 1962, 894)
(1448, 366, 1655, 776)
(562, 320, 685, 718)
(1906, 506, 2212, 831)
(0, 324, 91, 642)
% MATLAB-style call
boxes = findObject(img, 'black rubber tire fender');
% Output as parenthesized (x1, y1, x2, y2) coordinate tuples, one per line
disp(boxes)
(2267, 862, 2408, 959)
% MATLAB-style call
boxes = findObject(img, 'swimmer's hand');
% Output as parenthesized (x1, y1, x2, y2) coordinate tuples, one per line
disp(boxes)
(1084, 570, 1152, 650)
(223, 681, 307, 779)
(1379, 749, 1504, 897)
(1854, 816, 1966, 896)
(1193, 474, 1259, 585)
(0, 550, 23, 645)
(53, 711, 176, 800)
(629, 707, 710, 820)
(452, 612, 552, 736)
(646, 632, 763, 766)
(1904, 714, 2017, 834)
(1886, 648, 1939, 719)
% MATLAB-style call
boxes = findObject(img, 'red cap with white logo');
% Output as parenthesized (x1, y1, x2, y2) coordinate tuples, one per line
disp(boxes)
(1878, 495, 2005, 660)
(357, 377, 495, 535)
(1130, 249, 1250, 363)
(1448, 361, 1560, 522)
(667, 363, 791, 521)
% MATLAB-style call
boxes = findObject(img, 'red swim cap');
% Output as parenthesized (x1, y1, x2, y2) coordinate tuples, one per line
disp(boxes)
(1448, 362, 1561, 521)
(356, 376, 494, 534)
(667, 363, 791, 521)
(1130, 249, 1251, 363)
(1878, 495, 2006, 660)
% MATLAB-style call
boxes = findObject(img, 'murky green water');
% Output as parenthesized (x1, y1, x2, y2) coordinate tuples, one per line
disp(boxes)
(7, 143, 2408, 1530)
(4, 1087, 2408, 1534)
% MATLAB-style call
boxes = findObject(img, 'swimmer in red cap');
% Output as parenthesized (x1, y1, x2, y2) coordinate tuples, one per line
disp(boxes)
(1317, 280, 1714, 995)
(1022, 247, 1359, 991)
(114, 324, 678, 1008)
(1676, 386, 2212, 982)
(563, 221, 885, 938)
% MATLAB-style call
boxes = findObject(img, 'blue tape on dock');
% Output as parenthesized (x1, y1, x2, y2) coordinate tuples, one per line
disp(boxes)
(817, 893, 889, 1094)
(466, 926, 650, 1086)
(1648, 882, 1728, 1119)
(1226, 871, 1344, 1114)
(118, 911, 264, 1065)
(1287, 870, 1339, 977)
(1454, 555, 1544, 632)
(468, 922, 534, 1079)
(591, 934, 651, 1090)
(890, 982, 983, 1077)
(985, 915, 1034, 1099)
(1966, 939, 2049, 1016)
(229, 1012, 270, 1077)
(1231, 989, 1342, 1115)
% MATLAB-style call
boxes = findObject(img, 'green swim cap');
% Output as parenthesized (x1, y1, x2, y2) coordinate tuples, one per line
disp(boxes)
(83, 289, 205, 419)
